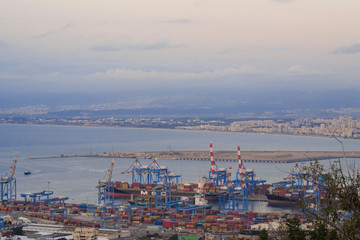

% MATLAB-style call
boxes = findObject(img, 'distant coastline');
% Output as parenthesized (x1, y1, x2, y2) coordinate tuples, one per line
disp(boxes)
(1, 122, 355, 141)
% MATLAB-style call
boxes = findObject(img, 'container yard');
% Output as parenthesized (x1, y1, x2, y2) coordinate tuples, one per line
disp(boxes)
(0, 199, 305, 239)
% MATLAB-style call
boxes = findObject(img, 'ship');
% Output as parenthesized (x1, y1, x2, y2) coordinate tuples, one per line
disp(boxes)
(24, 170, 32, 175)
(265, 193, 299, 204)
(265, 185, 303, 204)
(128, 192, 212, 209)
(111, 177, 219, 201)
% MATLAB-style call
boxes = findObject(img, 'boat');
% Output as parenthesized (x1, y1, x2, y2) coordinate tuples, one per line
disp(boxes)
(24, 170, 31, 175)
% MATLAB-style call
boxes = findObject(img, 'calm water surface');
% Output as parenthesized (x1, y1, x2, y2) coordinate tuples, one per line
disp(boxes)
(1, 124, 359, 212)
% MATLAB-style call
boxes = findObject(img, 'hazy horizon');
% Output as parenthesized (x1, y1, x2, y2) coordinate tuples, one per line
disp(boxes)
(1, 0, 360, 115)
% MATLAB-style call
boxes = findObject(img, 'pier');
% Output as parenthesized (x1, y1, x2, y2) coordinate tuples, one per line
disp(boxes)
(25, 150, 360, 163)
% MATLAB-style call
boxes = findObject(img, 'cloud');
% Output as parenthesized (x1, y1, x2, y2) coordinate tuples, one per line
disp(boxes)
(332, 44, 360, 54)
(216, 48, 234, 55)
(163, 19, 191, 24)
(239, 66, 259, 74)
(61, 23, 75, 30)
(88, 66, 263, 81)
(125, 41, 184, 50)
(91, 45, 119, 52)
(90, 41, 183, 52)
(34, 23, 75, 39)
(34, 30, 55, 39)
(288, 65, 306, 74)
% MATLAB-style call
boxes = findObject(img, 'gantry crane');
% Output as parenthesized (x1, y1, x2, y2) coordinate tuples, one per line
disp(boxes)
(1, 155, 18, 202)
(97, 157, 115, 204)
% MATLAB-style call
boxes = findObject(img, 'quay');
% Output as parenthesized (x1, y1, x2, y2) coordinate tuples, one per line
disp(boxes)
(25, 150, 360, 163)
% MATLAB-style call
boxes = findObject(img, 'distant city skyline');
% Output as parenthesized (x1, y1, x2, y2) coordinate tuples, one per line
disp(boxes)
(1, 0, 360, 111)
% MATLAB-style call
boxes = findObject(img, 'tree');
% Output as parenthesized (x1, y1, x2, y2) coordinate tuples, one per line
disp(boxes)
(285, 217, 305, 240)
(11, 226, 23, 236)
(169, 234, 178, 240)
(259, 229, 269, 240)
(300, 157, 360, 240)
(309, 223, 339, 240)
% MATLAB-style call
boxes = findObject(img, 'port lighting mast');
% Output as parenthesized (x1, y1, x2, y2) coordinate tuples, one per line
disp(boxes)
(1, 155, 18, 202)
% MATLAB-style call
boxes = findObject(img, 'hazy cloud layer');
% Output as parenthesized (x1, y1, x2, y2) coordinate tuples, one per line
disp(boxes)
(91, 45, 120, 52)
(125, 41, 184, 51)
(34, 30, 55, 39)
(332, 44, 360, 54)
(34, 23, 75, 39)
(1, 0, 360, 111)
(61, 23, 75, 30)
(288, 65, 306, 74)
(91, 41, 184, 52)
(89, 66, 262, 81)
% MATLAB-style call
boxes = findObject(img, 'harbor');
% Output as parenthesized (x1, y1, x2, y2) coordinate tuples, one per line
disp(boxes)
(1, 124, 360, 238)
(0, 142, 336, 239)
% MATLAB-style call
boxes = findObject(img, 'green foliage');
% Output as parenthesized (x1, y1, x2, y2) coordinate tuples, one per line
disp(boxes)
(259, 229, 269, 240)
(309, 223, 339, 240)
(328, 229, 339, 240)
(11, 226, 23, 236)
(285, 218, 306, 240)
(169, 234, 178, 240)
(300, 158, 360, 240)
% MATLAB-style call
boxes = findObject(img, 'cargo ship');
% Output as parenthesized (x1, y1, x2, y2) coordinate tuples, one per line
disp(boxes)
(265, 193, 299, 204)
(110, 177, 220, 201)
(265, 163, 327, 204)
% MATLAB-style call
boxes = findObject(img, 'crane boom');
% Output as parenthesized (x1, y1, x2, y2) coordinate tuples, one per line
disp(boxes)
(8, 155, 18, 178)
(106, 157, 115, 182)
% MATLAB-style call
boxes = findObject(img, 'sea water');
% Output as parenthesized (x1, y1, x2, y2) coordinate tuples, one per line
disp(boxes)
(1, 124, 359, 212)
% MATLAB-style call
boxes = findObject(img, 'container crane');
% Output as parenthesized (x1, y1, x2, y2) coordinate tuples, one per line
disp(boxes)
(148, 158, 169, 183)
(9, 155, 18, 179)
(97, 157, 115, 204)
(1, 155, 18, 202)
(121, 159, 149, 184)
(106, 157, 115, 182)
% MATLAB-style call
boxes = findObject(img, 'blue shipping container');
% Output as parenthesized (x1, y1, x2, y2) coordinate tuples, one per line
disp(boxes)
(154, 220, 163, 225)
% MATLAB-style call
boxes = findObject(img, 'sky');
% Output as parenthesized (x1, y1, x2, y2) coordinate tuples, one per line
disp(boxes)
(1, 0, 360, 111)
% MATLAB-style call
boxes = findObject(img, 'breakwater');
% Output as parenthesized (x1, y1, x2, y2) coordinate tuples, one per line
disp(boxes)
(25, 150, 360, 163)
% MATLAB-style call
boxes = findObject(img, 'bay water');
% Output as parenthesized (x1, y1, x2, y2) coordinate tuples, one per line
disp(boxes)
(1, 124, 359, 212)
